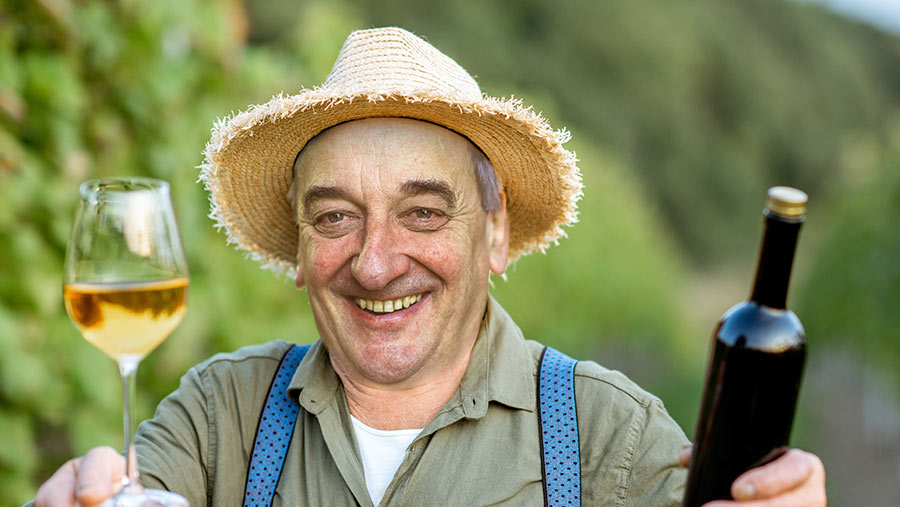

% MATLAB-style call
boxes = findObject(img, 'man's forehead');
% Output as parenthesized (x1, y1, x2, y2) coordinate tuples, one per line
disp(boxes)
(294, 118, 478, 187)
(315, 116, 469, 143)
(297, 118, 473, 164)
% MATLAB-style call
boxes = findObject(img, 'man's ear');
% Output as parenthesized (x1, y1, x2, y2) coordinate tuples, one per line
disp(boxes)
(294, 264, 305, 289)
(487, 189, 510, 275)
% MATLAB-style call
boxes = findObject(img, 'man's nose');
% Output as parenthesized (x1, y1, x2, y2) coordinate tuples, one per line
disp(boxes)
(350, 220, 411, 290)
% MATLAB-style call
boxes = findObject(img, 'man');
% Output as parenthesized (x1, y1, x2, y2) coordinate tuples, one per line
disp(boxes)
(34, 27, 825, 506)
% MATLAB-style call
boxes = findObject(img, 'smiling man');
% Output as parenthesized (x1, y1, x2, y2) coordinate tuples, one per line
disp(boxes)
(292, 119, 509, 432)
(34, 27, 825, 507)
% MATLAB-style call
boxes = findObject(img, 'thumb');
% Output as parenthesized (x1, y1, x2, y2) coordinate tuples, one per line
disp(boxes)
(75, 446, 126, 505)
(679, 445, 693, 468)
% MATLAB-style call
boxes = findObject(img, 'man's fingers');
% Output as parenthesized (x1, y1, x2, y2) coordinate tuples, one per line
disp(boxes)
(35, 458, 80, 507)
(75, 446, 126, 505)
(679, 445, 693, 468)
(730, 449, 823, 501)
(703, 477, 825, 507)
(34, 446, 127, 507)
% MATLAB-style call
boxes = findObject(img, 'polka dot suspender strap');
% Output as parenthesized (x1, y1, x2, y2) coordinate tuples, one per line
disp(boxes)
(242, 344, 578, 505)
(538, 346, 582, 507)
(243, 344, 311, 507)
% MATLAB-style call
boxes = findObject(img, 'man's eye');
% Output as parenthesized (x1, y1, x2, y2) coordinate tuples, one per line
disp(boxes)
(325, 212, 345, 223)
(402, 208, 448, 231)
(312, 211, 357, 236)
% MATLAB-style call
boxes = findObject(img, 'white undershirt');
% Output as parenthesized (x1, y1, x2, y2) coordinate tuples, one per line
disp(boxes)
(350, 414, 422, 506)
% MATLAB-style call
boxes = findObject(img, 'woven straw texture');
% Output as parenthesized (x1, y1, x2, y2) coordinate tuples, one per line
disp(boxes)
(200, 27, 582, 278)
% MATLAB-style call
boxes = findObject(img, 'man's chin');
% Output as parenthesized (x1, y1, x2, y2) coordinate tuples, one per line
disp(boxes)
(353, 344, 431, 384)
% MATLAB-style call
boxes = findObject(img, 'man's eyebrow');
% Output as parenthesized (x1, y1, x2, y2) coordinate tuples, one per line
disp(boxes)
(400, 179, 457, 209)
(302, 186, 351, 214)
(301, 180, 457, 214)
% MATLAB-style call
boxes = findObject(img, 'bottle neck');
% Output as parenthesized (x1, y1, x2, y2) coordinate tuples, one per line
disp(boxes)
(749, 210, 804, 309)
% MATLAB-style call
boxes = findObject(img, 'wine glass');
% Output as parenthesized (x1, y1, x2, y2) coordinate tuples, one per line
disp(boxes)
(63, 178, 189, 506)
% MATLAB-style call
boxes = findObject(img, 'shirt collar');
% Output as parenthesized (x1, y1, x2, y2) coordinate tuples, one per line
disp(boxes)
(289, 340, 341, 415)
(455, 295, 536, 415)
(287, 295, 536, 416)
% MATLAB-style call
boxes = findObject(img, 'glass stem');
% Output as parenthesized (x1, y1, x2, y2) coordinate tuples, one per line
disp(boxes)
(119, 360, 140, 492)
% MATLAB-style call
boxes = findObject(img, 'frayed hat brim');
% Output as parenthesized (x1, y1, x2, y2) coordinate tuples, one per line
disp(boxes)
(199, 28, 581, 278)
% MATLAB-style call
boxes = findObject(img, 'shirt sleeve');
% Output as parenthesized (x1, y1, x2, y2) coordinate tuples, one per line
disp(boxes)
(575, 365, 689, 506)
(622, 398, 689, 506)
(135, 365, 210, 507)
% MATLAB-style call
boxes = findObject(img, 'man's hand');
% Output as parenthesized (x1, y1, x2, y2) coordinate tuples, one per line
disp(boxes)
(679, 446, 826, 506)
(35, 446, 126, 506)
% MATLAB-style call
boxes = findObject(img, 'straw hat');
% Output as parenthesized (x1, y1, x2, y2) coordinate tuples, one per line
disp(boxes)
(200, 27, 582, 278)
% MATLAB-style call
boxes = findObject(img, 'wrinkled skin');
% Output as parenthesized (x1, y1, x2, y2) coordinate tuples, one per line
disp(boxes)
(292, 118, 509, 429)
(293, 118, 508, 389)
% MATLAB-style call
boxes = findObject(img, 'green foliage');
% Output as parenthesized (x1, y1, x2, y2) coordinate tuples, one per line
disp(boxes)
(3, 0, 900, 503)
(798, 124, 900, 384)
(0, 1, 352, 502)
(491, 142, 703, 427)
(493, 143, 688, 353)
(354, 0, 900, 265)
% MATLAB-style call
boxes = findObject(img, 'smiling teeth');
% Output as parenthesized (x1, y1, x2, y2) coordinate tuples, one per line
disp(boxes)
(356, 294, 423, 313)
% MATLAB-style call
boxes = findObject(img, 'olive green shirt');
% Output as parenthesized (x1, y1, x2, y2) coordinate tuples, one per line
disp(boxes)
(134, 297, 688, 506)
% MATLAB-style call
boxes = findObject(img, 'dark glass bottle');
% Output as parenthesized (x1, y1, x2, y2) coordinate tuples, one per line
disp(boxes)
(682, 186, 809, 506)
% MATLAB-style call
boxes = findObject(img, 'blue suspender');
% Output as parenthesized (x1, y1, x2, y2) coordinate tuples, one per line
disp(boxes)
(243, 344, 311, 507)
(242, 344, 580, 507)
(538, 346, 582, 507)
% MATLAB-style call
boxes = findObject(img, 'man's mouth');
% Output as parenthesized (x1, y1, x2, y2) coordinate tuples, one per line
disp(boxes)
(355, 294, 424, 314)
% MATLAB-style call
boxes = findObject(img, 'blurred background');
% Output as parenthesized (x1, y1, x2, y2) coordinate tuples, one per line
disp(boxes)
(1, 0, 898, 504)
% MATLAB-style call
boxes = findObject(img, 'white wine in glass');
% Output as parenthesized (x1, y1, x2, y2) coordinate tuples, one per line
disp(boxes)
(64, 178, 189, 506)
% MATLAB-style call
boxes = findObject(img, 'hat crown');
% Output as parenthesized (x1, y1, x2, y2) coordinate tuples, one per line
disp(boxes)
(323, 27, 482, 101)
(201, 27, 581, 279)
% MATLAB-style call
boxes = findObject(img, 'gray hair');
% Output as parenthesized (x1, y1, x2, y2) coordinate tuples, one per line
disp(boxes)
(470, 142, 502, 212)
(288, 129, 502, 220)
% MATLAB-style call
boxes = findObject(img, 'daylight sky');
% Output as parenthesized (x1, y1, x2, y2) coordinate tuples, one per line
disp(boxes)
(801, 0, 900, 33)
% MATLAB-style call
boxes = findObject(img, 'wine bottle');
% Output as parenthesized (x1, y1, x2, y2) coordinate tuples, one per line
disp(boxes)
(682, 186, 809, 506)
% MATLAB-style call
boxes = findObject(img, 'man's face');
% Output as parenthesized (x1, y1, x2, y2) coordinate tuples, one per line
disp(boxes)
(293, 118, 509, 386)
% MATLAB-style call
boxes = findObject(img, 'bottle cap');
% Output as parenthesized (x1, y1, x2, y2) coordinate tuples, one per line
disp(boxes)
(766, 186, 808, 218)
